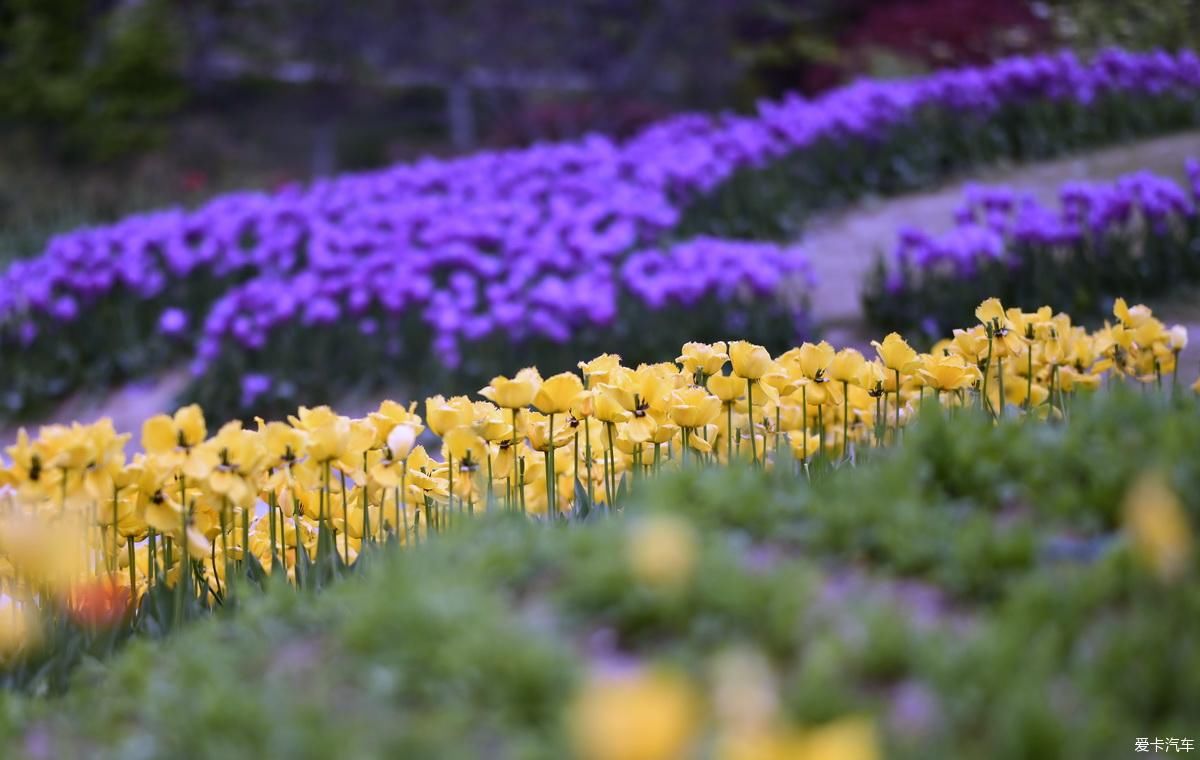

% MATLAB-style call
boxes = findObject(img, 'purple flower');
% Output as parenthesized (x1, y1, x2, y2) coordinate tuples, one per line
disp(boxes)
(50, 296, 78, 322)
(3, 45, 1197, 407)
(886, 160, 1200, 288)
(158, 308, 189, 337)
(240, 373, 272, 408)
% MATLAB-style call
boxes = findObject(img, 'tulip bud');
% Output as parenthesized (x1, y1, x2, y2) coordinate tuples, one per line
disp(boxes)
(387, 424, 417, 460)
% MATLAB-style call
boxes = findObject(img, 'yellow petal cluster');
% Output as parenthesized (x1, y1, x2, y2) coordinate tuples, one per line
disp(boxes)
(0, 297, 1186, 631)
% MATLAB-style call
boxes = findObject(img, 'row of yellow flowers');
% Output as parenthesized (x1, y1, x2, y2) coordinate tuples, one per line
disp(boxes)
(0, 298, 1190, 618)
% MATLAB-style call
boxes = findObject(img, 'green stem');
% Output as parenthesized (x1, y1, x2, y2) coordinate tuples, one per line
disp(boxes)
(511, 408, 522, 513)
(1026, 345, 1033, 413)
(519, 458, 527, 515)
(219, 498, 231, 599)
(361, 452, 371, 544)
(241, 499, 250, 571)
(175, 475, 189, 624)
(321, 461, 331, 562)
(400, 461, 407, 539)
(269, 488, 278, 572)
(841, 380, 850, 461)
(893, 369, 902, 440)
(981, 333, 994, 418)
(774, 405, 782, 466)
(817, 405, 825, 460)
(605, 422, 617, 509)
(997, 358, 1005, 418)
(340, 469, 351, 561)
(584, 417, 595, 511)
(878, 393, 888, 446)
(148, 529, 157, 587)
(397, 485, 409, 545)
(486, 453, 494, 512)
(127, 538, 137, 615)
(726, 402, 734, 464)
(447, 455, 454, 532)
(802, 384, 809, 462)
(110, 486, 120, 578)
(746, 378, 757, 466)
(547, 412, 556, 516)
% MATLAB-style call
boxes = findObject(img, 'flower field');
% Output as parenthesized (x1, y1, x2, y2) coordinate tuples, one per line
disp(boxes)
(3, 38, 1200, 759)
(2, 297, 1199, 758)
(4, 49, 1200, 422)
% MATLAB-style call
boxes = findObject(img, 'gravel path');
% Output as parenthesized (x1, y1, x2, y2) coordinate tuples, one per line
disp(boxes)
(5, 130, 1200, 440)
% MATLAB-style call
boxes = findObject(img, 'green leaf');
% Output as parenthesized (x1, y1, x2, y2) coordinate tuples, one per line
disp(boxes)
(572, 478, 591, 521)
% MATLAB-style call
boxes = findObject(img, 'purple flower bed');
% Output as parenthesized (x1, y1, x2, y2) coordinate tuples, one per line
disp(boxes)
(864, 159, 1200, 339)
(3, 48, 1200, 420)
(194, 235, 813, 417)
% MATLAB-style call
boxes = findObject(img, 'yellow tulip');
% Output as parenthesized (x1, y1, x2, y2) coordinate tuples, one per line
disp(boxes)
(524, 412, 575, 452)
(623, 411, 659, 444)
(1114, 297, 1154, 329)
(367, 400, 424, 445)
(917, 354, 979, 392)
(442, 427, 488, 465)
(593, 391, 631, 424)
(975, 297, 1005, 327)
(533, 372, 584, 414)
(669, 387, 722, 429)
(871, 332, 918, 373)
(479, 367, 542, 409)
(796, 341, 835, 382)
(707, 374, 745, 403)
(829, 348, 866, 385)
(677, 341, 729, 376)
(424, 395, 475, 438)
(729, 341, 774, 380)
(577, 354, 623, 387)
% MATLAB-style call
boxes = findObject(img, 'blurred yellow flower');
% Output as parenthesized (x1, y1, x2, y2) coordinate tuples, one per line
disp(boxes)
(569, 669, 698, 760)
(627, 514, 697, 589)
(1123, 471, 1193, 582)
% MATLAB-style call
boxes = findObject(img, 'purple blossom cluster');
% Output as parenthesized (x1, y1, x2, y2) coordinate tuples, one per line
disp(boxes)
(890, 160, 1200, 283)
(754, 48, 1200, 147)
(2, 47, 1199, 393)
(198, 235, 813, 374)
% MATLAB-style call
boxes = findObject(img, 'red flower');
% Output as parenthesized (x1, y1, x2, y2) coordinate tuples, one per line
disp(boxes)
(68, 580, 131, 628)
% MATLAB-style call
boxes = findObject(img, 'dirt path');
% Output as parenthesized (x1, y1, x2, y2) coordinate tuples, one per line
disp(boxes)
(4, 130, 1200, 441)
(805, 130, 1200, 339)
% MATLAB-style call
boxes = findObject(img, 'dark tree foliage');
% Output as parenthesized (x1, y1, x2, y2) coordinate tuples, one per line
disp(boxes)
(0, 0, 185, 161)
